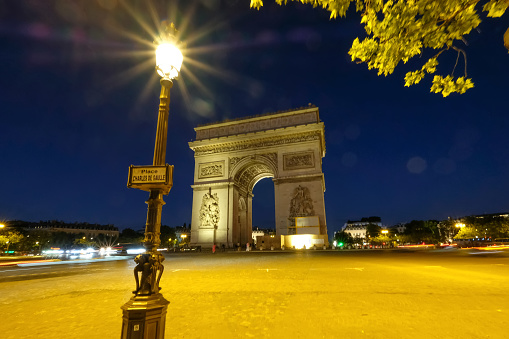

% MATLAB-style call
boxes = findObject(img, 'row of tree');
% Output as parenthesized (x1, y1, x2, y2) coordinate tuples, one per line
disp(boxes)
(452, 215, 509, 240)
(0, 223, 190, 254)
(334, 215, 509, 246)
(119, 225, 190, 249)
(0, 230, 119, 253)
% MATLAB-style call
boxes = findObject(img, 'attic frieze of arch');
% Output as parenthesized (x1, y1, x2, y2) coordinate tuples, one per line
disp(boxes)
(194, 109, 319, 140)
(190, 130, 323, 156)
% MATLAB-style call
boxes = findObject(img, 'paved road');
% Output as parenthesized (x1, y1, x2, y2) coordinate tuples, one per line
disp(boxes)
(0, 257, 130, 282)
(0, 249, 508, 338)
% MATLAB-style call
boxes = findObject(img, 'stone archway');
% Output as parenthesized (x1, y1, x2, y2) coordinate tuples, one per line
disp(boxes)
(189, 105, 327, 248)
(230, 156, 276, 246)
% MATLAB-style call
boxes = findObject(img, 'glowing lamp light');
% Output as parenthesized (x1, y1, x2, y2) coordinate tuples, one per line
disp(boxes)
(156, 43, 183, 80)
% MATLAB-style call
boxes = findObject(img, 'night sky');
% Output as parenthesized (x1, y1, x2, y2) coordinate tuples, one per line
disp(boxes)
(1, 0, 509, 236)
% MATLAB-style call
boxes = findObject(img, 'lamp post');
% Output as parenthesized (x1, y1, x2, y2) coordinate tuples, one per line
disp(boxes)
(121, 23, 183, 339)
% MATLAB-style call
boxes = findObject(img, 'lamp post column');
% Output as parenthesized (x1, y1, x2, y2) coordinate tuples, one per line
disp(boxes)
(121, 78, 173, 339)
(144, 79, 173, 254)
(153, 79, 172, 167)
(122, 23, 182, 339)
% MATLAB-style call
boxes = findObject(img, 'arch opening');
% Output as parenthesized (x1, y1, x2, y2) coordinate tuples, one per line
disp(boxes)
(232, 160, 275, 247)
(252, 177, 275, 231)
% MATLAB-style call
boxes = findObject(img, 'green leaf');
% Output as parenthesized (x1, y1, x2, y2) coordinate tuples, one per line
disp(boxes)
(404, 70, 425, 86)
(250, 0, 264, 10)
(483, 0, 509, 18)
(431, 75, 474, 97)
(422, 58, 438, 74)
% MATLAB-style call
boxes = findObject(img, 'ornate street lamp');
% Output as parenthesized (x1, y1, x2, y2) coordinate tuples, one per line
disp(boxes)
(122, 23, 183, 339)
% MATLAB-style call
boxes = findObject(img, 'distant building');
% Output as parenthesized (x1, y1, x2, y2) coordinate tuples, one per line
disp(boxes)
(252, 229, 265, 243)
(7, 220, 119, 238)
(252, 227, 275, 245)
(389, 223, 406, 234)
(472, 212, 509, 219)
(341, 217, 383, 239)
(342, 224, 368, 239)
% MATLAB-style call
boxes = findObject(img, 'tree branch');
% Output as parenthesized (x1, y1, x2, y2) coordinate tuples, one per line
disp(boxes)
(452, 49, 460, 76)
(452, 46, 468, 77)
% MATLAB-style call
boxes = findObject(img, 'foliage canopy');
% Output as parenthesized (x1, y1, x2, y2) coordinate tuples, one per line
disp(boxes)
(334, 230, 354, 244)
(366, 222, 382, 238)
(0, 231, 24, 248)
(250, 0, 509, 96)
(454, 215, 509, 239)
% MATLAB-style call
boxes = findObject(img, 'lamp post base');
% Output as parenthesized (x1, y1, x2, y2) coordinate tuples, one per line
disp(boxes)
(121, 294, 170, 339)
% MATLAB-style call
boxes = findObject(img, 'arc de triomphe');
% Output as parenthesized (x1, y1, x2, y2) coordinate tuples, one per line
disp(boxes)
(188, 105, 327, 248)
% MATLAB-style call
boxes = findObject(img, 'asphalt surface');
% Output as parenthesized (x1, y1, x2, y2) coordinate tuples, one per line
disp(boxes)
(0, 249, 508, 338)
(0, 257, 129, 282)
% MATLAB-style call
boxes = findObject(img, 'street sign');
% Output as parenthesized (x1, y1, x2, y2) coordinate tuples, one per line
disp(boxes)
(127, 164, 173, 194)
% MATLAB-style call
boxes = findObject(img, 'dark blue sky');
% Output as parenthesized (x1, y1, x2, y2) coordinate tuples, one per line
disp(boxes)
(1, 1, 508, 236)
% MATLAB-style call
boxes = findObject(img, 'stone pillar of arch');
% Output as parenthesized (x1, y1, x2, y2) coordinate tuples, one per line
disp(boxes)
(189, 105, 327, 248)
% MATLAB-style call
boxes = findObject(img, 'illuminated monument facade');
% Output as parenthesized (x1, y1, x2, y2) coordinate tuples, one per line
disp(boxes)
(188, 105, 328, 248)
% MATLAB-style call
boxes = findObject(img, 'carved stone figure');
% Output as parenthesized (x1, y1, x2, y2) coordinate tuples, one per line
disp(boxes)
(285, 153, 313, 168)
(133, 253, 165, 296)
(289, 185, 315, 217)
(229, 157, 243, 175)
(199, 188, 220, 228)
(200, 163, 223, 177)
